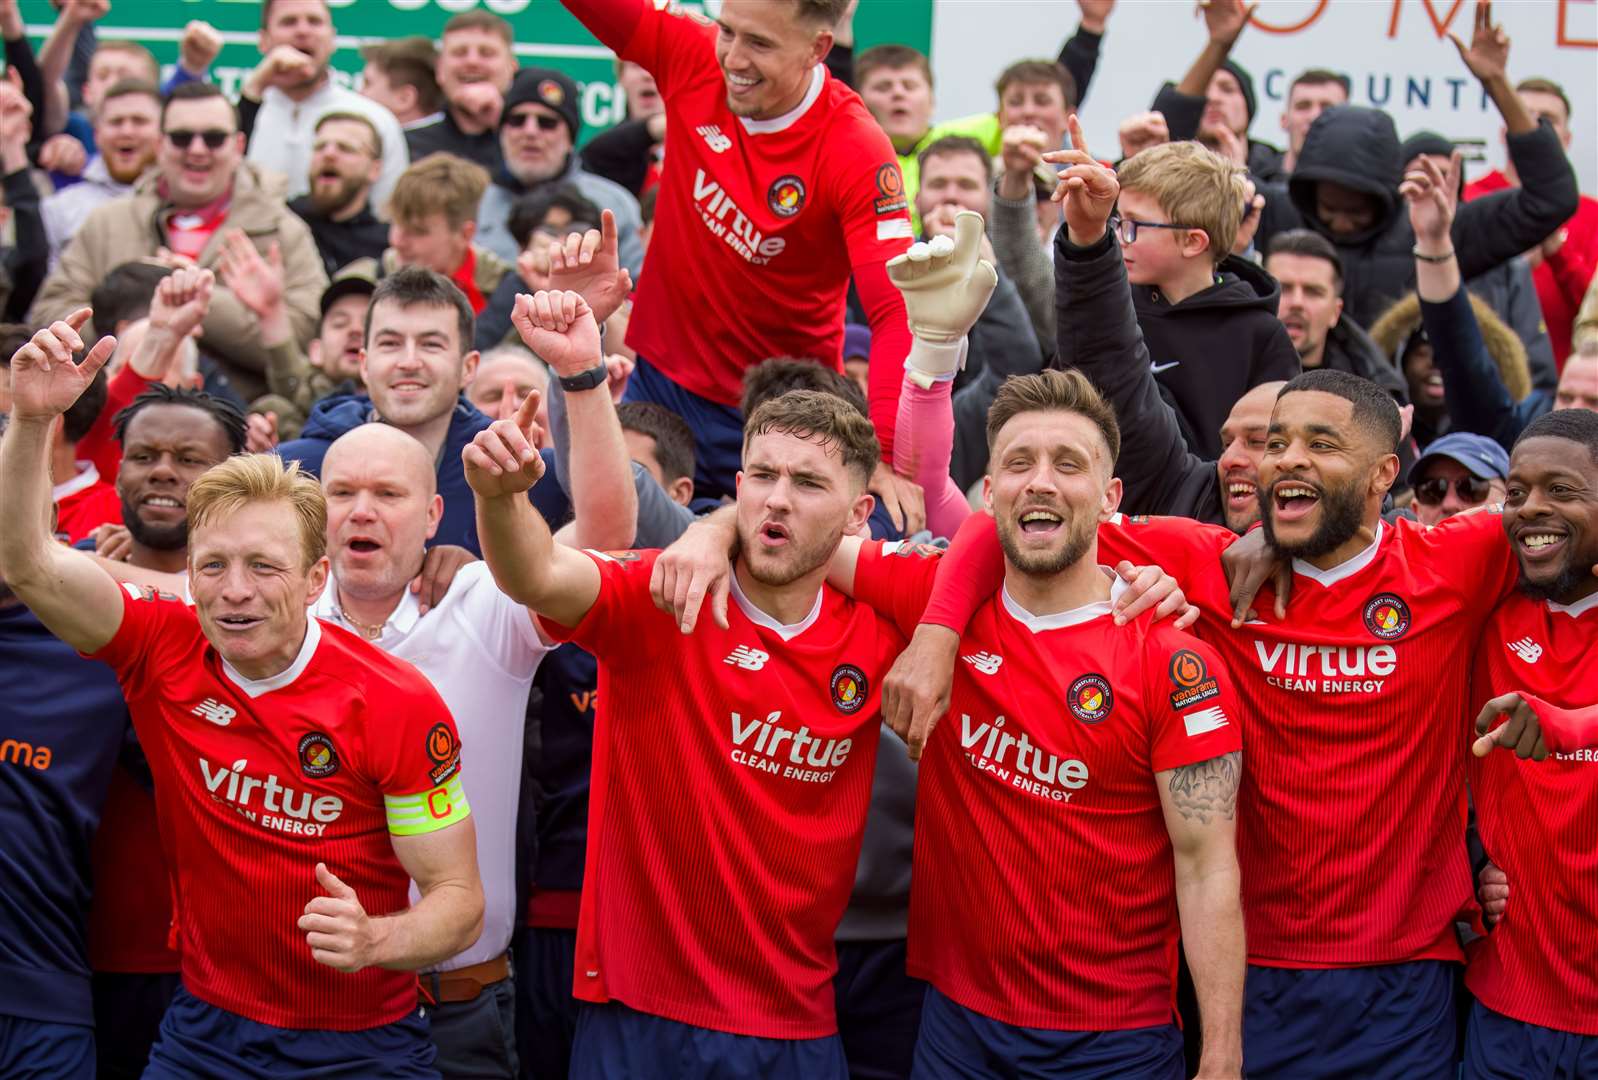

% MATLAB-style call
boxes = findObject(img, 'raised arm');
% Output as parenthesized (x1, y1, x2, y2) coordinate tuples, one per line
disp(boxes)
(465, 304, 603, 630)
(1159, 750, 1245, 1077)
(0, 311, 127, 653)
(558, 0, 647, 55)
(1156, 0, 1255, 142)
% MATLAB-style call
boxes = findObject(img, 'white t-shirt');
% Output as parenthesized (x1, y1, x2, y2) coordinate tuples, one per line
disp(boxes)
(314, 560, 548, 970)
(248, 82, 410, 214)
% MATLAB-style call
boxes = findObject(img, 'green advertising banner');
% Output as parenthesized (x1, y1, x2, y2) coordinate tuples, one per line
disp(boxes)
(20, 0, 934, 142)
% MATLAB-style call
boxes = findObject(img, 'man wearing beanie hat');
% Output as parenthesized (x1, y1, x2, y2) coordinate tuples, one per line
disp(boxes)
(475, 67, 644, 277)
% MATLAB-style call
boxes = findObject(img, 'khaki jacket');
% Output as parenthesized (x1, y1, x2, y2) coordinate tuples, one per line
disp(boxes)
(29, 162, 328, 402)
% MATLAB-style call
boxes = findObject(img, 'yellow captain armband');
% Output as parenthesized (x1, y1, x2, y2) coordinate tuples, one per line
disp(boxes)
(385, 774, 471, 836)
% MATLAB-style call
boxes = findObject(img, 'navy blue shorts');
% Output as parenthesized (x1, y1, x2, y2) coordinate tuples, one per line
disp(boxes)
(911, 985, 1183, 1079)
(1463, 999, 1598, 1079)
(142, 985, 438, 1079)
(0, 1014, 93, 1079)
(514, 925, 578, 1080)
(1243, 962, 1456, 1079)
(624, 355, 745, 502)
(834, 938, 925, 1080)
(570, 998, 847, 1080)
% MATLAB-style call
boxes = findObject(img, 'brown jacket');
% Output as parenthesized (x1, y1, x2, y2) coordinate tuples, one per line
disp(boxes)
(29, 162, 328, 402)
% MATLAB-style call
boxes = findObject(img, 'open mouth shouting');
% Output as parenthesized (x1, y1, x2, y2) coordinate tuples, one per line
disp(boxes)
(756, 519, 790, 550)
(1016, 506, 1065, 541)
(1272, 479, 1322, 524)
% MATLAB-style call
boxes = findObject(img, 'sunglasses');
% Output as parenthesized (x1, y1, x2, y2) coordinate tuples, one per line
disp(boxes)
(505, 111, 563, 132)
(166, 129, 233, 150)
(1413, 474, 1493, 507)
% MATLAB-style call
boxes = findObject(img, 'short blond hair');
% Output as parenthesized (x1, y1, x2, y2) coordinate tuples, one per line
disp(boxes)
(387, 153, 490, 230)
(187, 455, 327, 569)
(1117, 142, 1247, 265)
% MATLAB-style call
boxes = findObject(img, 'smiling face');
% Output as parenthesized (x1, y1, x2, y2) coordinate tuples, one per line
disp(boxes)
(1215, 382, 1281, 534)
(360, 298, 478, 430)
(1505, 436, 1598, 603)
(735, 428, 868, 588)
(1403, 341, 1445, 414)
(1259, 390, 1394, 559)
(158, 96, 244, 208)
(1267, 252, 1342, 367)
(189, 499, 328, 679)
(984, 410, 1117, 576)
(437, 26, 517, 103)
(117, 404, 234, 553)
(309, 117, 381, 216)
(259, 0, 335, 91)
(860, 64, 933, 146)
(322, 426, 441, 606)
(96, 91, 162, 184)
(714, 0, 832, 121)
(502, 102, 573, 186)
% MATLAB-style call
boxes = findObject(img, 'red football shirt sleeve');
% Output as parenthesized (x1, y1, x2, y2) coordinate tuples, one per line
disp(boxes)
(361, 673, 472, 836)
(919, 513, 1005, 633)
(1403, 509, 1518, 602)
(1142, 629, 1244, 772)
(87, 583, 186, 700)
(850, 539, 940, 636)
(579, 0, 714, 97)
(1097, 515, 1237, 619)
(1522, 694, 1598, 754)
(536, 549, 667, 655)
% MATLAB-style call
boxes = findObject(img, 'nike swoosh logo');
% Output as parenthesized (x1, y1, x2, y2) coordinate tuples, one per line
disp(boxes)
(1150, 362, 1181, 373)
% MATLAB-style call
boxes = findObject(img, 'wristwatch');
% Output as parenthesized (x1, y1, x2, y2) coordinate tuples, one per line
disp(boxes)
(558, 362, 608, 392)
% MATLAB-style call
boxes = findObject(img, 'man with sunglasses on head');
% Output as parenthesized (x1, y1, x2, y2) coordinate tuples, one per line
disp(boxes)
(1408, 434, 1509, 527)
(30, 82, 328, 403)
(475, 69, 643, 278)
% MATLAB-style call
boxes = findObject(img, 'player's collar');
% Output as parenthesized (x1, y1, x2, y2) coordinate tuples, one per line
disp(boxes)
(1549, 589, 1598, 618)
(728, 567, 822, 641)
(999, 571, 1126, 634)
(1291, 521, 1384, 589)
(737, 65, 825, 136)
(219, 617, 323, 699)
(51, 460, 101, 501)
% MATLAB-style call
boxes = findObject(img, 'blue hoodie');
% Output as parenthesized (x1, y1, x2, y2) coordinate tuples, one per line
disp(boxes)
(276, 393, 570, 555)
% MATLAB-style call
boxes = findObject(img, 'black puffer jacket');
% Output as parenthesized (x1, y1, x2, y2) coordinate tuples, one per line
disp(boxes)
(1319, 317, 1411, 404)
(1258, 105, 1578, 329)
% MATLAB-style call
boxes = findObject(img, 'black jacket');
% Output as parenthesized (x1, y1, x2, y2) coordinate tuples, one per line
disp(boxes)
(1053, 227, 1226, 525)
(1258, 105, 1578, 329)
(1319, 317, 1410, 403)
(1128, 254, 1300, 459)
(288, 197, 390, 278)
(404, 111, 500, 173)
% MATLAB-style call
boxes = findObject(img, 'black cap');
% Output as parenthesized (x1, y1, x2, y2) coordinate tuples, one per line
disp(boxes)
(1400, 130, 1455, 165)
(320, 258, 378, 316)
(502, 68, 582, 142)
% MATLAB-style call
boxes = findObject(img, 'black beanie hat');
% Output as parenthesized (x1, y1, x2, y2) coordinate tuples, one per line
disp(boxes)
(1400, 130, 1455, 165)
(502, 68, 582, 142)
(1219, 59, 1258, 124)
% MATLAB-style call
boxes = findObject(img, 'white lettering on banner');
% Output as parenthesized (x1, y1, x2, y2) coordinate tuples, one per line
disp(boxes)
(929, 1, 1598, 192)
(693, 169, 788, 266)
(958, 714, 1088, 802)
(728, 711, 852, 783)
(197, 756, 344, 834)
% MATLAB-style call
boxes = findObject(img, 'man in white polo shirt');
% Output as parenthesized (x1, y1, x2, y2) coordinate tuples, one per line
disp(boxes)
(310, 289, 637, 1077)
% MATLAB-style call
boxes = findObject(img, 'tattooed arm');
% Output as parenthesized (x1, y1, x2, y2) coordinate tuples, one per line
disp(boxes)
(1159, 751, 1244, 1078)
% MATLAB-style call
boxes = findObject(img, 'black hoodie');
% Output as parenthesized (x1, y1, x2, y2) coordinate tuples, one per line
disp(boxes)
(1258, 105, 1579, 330)
(1122, 253, 1300, 459)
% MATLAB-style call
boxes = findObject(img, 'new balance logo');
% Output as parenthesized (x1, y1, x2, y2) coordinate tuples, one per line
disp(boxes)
(724, 645, 769, 671)
(191, 699, 236, 726)
(1507, 636, 1543, 664)
(962, 652, 1003, 675)
(1182, 705, 1230, 737)
(696, 124, 732, 153)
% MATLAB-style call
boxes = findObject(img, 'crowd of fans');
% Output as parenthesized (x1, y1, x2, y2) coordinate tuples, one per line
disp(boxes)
(1, 0, 1595, 1077)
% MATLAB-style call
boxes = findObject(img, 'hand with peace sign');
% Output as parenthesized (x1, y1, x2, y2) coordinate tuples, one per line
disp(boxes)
(1042, 114, 1121, 249)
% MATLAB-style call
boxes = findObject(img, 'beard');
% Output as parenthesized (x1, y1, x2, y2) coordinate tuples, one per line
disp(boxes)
(1260, 476, 1365, 559)
(122, 495, 190, 552)
(738, 518, 843, 589)
(105, 151, 155, 185)
(309, 172, 368, 216)
(995, 506, 1096, 577)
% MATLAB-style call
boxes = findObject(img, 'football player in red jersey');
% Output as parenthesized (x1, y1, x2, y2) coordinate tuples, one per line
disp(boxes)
(1463, 407, 1598, 1078)
(557, 0, 916, 506)
(0, 310, 485, 1078)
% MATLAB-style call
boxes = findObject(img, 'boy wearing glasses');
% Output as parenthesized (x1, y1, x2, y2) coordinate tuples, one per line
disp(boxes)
(1408, 433, 1509, 527)
(29, 82, 328, 404)
(1113, 140, 1299, 461)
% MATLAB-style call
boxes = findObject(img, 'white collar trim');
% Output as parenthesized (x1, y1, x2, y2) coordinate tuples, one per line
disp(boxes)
(220, 617, 322, 699)
(1292, 522, 1384, 588)
(52, 461, 101, 501)
(729, 568, 822, 642)
(1000, 571, 1126, 634)
(737, 66, 825, 135)
(1549, 590, 1598, 618)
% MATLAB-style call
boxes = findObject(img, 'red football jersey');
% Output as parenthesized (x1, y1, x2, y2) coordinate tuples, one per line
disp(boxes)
(1466, 589, 1598, 1035)
(90, 585, 469, 1030)
(569, 0, 913, 407)
(540, 550, 904, 1038)
(925, 510, 1518, 969)
(853, 541, 1242, 1030)
(54, 470, 122, 544)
